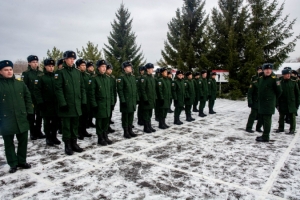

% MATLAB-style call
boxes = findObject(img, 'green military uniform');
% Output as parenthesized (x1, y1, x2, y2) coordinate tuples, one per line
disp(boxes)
(246, 75, 263, 132)
(90, 62, 114, 145)
(117, 67, 139, 138)
(55, 51, 86, 155)
(277, 73, 300, 134)
(208, 77, 217, 114)
(172, 72, 185, 125)
(154, 70, 161, 121)
(0, 60, 33, 171)
(257, 65, 282, 142)
(193, 75, 200, 112)
(136, 68, 145, 125)
(22, 55, 44, 139)
(156, 68, 172, 129)
(198, 76, 210, 117)
(107, 71, 117, 126)
(184, 75, 194, 121)
(86, 61, 96, 127)
(34, 59, 61, 146)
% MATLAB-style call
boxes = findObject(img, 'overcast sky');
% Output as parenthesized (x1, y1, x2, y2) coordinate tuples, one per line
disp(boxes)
(0, 0, 299, 63)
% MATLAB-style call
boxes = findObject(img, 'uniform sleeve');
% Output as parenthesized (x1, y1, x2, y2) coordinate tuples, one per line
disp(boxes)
(157, 79, 163, 100)
(23, 82, 33, 114)
(199, 80, 203, 97)
(274, 78, 282, 98)
(139, 77, 148, 101)
(247, 83, 254, 105)
(184, 81, 190, 99)
(34, 76, 43, 105)
(172, 81, 178, 100)
(89, 77, 97, 108)
(117, 76, 126, 103)
(55, 71, 67, 107)
(80, 73, 87, 105)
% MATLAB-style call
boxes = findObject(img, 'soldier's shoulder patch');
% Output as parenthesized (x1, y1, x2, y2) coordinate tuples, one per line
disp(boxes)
(184, 82, 187, 86)
(172, 82, 175, 86)
(276, 80, 281, 85)
(272, 75, 276, 79)
(158, 81, 162, 86)
(89, 79, 92, 84)
(34, 79, 39, 84)
(141, 78, 144, 83)
(117, 78, 121, 83)
(54, 73, 59, 79)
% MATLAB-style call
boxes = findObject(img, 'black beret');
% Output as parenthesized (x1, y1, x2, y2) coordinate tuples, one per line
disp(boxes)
(291, 70, 298, 75)
(0, 60, 13, 70)
(75, 59, 86, 67)
(201, 70, 207, 74)
(27, 55, 39, 62)
(107, 64, 113, 70)
(284, 67, 292, 70)
(96, 60, 107, 67)
(86, 61, 94, 68)
(43, 58, 55, 66)
(176, 70, 183, 75)
(56, 58, 64, 66)
(139, 66, 146, 71)
(63, 51, 76, 59)
(122, 61, 132, 69)
(145, 63, 154, 69)
(211, 72, 217, 76)
(263, 63, 273, 70)
(256, 66, 262, 71)
(282, 69, 290, 75)
(185, 71, 192, 76)
(160, 67, 167, 73)
(194, 72, 200, 76)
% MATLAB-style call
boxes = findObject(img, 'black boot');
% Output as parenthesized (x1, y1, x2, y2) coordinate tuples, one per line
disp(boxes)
(178, 117, 183, 125)
(186, 114, 193, 122)
(198, 110, 206, 117)
(52, 132, 61, 145)
(128, 126, 137, 137)
(286, 130, 295, 135)
(57, 129, 62, 135)
(103, 131, 113, 145)
(255, 128, 263, 132)
(108, 126, 115, 133)
(82, 129, 92, 137)
(109, 119, 114, 124)
(77, 128, 84, 140)
(9, 167, 17, 173)
(209, 109, 216, 114)
(255, 137, 269, 142)
(138, 119, 144, 126)
(17, 163, 31, 169)
(97, 134, 108, 145)
(64, 140, 73, 155)
(149, 122, 156, 132)
(123, 127, 131, 138)
(168, 108, 174, 113)
(89, 122, 96, 128)
(174, 116, 181, 125)
(143, 122, 152, 133)
(71, 138, 83, 153)
(190, 114, 195, 121)
(246, 129, 254, 133)
(163, 119, 170, 128)
(45, 132, 54, 146)
(275, 129, 284, 133)
(193, 107, 199, 112)
(30, 127, 37, 140)
(159, 118, 167, 129)
(36, 126, 46, 139)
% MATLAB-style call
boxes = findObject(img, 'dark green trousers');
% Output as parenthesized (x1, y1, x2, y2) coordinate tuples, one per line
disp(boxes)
(155, 100, 159, 118)
(175, 106, 184, 117)
(143, 109, 153, 122)
(246, 108, 262, 130)
(2, 132, 28, 167)
(279, 113, 296, 131)
(61, 117, 79, 141)
(208, 99, 215, 111)
(199, 97, 207, 110)
(96, 117, 109, 135)
(158, 108, 168, 119)
(121, 112, 134, 128)
(185, 104, 192, 115)
(43, 117, 59, 135)
(79, 105, 88, 130)
(137, 105, 143, 122)
(261, 114, 272, 140)
(193, 99, 199, 110)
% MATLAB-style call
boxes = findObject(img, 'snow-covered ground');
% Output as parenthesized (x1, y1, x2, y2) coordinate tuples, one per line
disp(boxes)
(0, 99, 300, 200)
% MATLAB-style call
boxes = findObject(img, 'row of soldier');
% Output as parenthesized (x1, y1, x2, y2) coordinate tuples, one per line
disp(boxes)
(0, 50, 217, 173)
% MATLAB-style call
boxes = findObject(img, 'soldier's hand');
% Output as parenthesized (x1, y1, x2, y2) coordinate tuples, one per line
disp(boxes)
(144, 100, 150, 106)
(60, 105, 69, 112)
(248, 103, 252, 108)
(121, 102, 127, 108)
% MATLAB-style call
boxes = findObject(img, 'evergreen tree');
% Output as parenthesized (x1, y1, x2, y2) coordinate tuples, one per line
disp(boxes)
(77, 41, 102, 64)
(40, 46, 63, 68)
(103, 3, 145, 76)
(161, 0, 209, 71)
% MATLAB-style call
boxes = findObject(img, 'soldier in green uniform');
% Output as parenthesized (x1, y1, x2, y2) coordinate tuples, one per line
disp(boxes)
(156, 67, 172, 129)
(139, 63, 157, 133)
(208, 72, 217, 114)
(256, 63, 282, 142)
(245, 66, 263, 133)
(86, 61, 96, 128)
(198, 70, 210, 117)
(167, 71, 174, 113)
(276, 69, 300, 134)
(57, 58, 64, 70)
(22, 55, 45, 140)
(76, 59, 92, 140)
(137, 66, 146, 125)
(55, 51, 86, 155)
(172, 70, 185, 125)
(192, 72, 200, 112)
(0, 60, 33, 173)
(117, 61, 139, 138)
(90, 60, 114, 145)
(184, 71, 195, 122)
(34, 58, 61, 146)
(106, 64, 116, 133)
(154, 68, 161, 121)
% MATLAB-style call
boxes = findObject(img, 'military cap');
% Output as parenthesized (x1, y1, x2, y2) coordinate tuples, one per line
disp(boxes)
(56, 58, 64, 66)
(122, 61, 132, 69)
(167, 71, 172, 75)
(284, 67, 292, 71)
(139, 66, 146, 71)
(176, 70, 183, 75)
(156, 68, 161, 73)
(75, 59, 86, 67)
(194, 72, 200, 76)
(256, 66, 262, 71)
(96, 60, 107, 67)
(0, 60, 13, 70)
(145, 63, 154, 69)
(160, 67, 167, 73)
(263, 63, 273, 70)
(211, 72, 217, 76)
(201, 70, 207, 74)
(43, 58, 55, 66)
(185, 71, 192, 76)
(282, 69, 291, 75)
(86, 61, 94, 68)
(106, 64, 113, 70)
(291, 70, 298, 75)
(63, 50, 76, 59)
(27, 55, 39, 62)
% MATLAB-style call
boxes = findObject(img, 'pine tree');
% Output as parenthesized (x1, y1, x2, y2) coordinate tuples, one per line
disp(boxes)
(40, 46, 63, 68)
(77, 41, 102, 64)
(103, 3, 145, 76)
(161, 0, 209, 71)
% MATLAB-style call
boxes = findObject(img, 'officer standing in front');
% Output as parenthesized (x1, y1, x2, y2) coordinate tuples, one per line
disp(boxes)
(0, 60, 33, 173)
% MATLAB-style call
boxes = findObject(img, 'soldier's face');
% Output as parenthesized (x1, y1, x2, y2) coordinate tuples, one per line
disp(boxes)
(291, 73, 297, 77)
(212, 75, 216, 79)
(264, 69, 272, 76)
(257, 69, 262, 74)
(0, 67, 13, 78)
(177, 74, 183, 79)
(106, 69, 112, 75)
(283, 74, 291, 79)
(65, 58, 75, 67)
(147, 68, 153, 74)
(45, 65, 54, 73)
(124, 66, 132, 73)
(195, 75, 200, 79)
(78, 63, 86, 72)
(187, 74, 192, 79)
(29, 60, 38, 70)
(140, 70, 144, 75)
(87, 66, 94, 72)
(161, 70, 167, 77)
(98, 65, 106, 74)
(202, 73, 207, 78)
(57, 64, 63, 70)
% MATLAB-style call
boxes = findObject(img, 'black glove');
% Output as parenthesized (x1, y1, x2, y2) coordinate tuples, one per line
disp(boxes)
(248, 103, 252, 108)
(60, 105, 69, 112)
(27, 114, 34, 122)
(159, 99, 164, 106)
(121, 102, 127, 108)
(200, 96, 204, 100)
(144, 100, 150, 105)
(38, 103, 45, 111)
